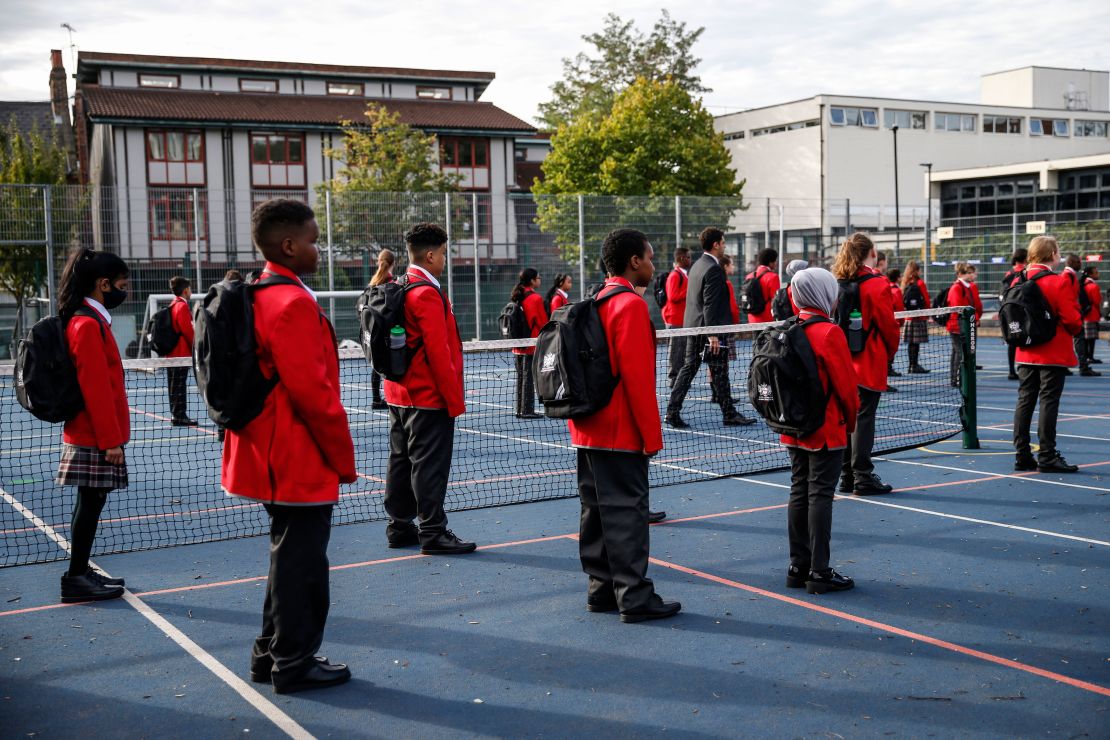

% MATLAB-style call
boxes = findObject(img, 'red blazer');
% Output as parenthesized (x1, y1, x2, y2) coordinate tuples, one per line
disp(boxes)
(383, 269, 465, 417)
(1062, 268, 1080, 299)
(906, 278, 932, 320)
(1016, 265, 1082, 368)
(780, 310, 860, 451)
(223, 262, 356, 505)
(63, 302, 129, 451)
(944, 280, 983, 334)
(661, 268, 688, 326)
(569, 278, 664, 455)
(726, 281, 740, 325)
(889, 282, 906, 327)
(512, 289, 548, 356)
(852, 268, 900, 391)
(1082, 278, 1102, 323)
(746, 266, 781, 324)
(550, 290, 570, 313)
(167, 296, 195, 358)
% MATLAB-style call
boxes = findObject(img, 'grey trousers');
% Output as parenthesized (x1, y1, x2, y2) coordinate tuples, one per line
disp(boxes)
(787, 446, 843, 574)
(842, 387, 881, 484)
(666, 335, 737, 418)
(384, 406, 454, 540)
(1013, 365, 1066, 462)
(665, 324, 686, 387)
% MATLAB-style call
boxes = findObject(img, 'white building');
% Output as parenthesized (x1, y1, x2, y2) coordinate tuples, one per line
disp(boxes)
(715, 66, 1110, 244)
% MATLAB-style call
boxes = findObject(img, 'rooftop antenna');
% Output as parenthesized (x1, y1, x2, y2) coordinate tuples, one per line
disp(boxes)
(60, 23, 77, 70)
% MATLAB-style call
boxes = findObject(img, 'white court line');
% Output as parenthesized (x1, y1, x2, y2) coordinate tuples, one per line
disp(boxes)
(0, 485, 314, 740)
(876, 457, 1110, 493)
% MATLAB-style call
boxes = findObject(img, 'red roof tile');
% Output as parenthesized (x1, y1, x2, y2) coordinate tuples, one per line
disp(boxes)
(80, 87, 535, 133)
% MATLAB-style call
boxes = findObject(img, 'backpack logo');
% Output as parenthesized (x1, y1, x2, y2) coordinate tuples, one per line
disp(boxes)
(541, 352, 557, 373)
(1008, 321, 1021, 334)
(757, 383, 773, 402)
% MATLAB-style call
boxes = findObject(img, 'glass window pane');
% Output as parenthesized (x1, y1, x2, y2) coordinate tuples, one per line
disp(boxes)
(829, 107, 845, 125)
(1016, 197, 1034, 213)
(1054, 120, 1068, 136)
(186, 133, 202, 161)
(458, 140, 473, 167)
(862, 109, 878, 127)
(288, 137, 303, 163)
(883, 110, 895, 128)
(979, 185, 994, 197)
(1009, 118, 1022, 134)
(961, 186, 976, 199)
(268, 135, 286, 163)
(962, 115, 975, 131)
(252, 136, 267, 163)
(241, 79, 277, 93)
(1017, 182, 1034, 194)
(441, 140, 455, 165)
(474, 141, 487, 166)
(911, 111, 926, 129)
(167, 132, 185, 161)
(1079, 174, 1097, 189)
(147, 132, 165, 160)
(1030, 119, 1043, 135)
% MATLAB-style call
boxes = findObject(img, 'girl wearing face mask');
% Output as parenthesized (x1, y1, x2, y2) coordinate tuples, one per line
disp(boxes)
(55, 247, 132, 604)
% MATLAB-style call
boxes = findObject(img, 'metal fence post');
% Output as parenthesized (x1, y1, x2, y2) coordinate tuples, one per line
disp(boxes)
(325, 190, 335, 321)
(674, 195, 682, 251)
(43, 187, 56, 315)
(192, 188, 202, 292)
(444, 192, 454, 303)
(1011, 212, 1017, 254)
(472, 192, 481, 340)
(777, 204, 785, 282)
(764, 198, 771, 250)
(577, 195, 586, 300)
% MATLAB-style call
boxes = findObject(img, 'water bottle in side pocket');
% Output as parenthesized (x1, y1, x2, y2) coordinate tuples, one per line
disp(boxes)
(389, 325, 407, 377)
(847, 310, 865, 354)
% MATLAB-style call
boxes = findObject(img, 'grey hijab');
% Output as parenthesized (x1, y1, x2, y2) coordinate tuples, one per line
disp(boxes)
(785, 259, 809, 280)
(790, 267, 838, 315)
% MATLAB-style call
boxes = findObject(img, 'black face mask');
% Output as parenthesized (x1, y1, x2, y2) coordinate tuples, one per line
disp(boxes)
(102, 286, 127, 310)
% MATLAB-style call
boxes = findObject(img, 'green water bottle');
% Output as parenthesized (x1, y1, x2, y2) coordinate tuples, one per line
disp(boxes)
(389, 325, 407, 377)
(847, 309, 864, 353)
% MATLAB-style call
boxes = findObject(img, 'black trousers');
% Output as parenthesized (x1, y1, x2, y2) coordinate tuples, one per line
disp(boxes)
(252, 504, 333, 678)
(665, 324, 686, 387)
(1087, 338, 1099, 362)
(167, 366, 189, 420)
(1074, 335, 1089, 369)
(842, 387, 881, 484)
(1007, 343, 1018, 375)
(949, 333, 963, 388)
(666, 335, 736, 417)
(1013, 365, 1067, 462)
(577, 448, 655, 612)
(787, 446, 842, 574)
(515, 354, 536, 415)
(384, 406, 454, 540)
(371, 370, 383, 402)
(68, 486, 109, 576)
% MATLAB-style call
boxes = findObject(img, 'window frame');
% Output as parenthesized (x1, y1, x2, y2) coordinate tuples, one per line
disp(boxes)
(936, 112, 976, 133)
(1074, 120, 1108, 138)
(983, 115, 1022, 134)
(249, 131, 307, 190)
(239, 78, 279, 93)
(884, 109, 928, 130)
(326, 81, 364, 97)
(145, 129, 206, 187)
(416, 86, 453, 100)
(148, 188, 207, 243)
(138, 73, 180, 89)
(439, 136, 490, 173)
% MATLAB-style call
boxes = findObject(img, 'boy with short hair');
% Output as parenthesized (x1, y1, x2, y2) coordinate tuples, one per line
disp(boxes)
(662, 247, 691, 388)
(571, 228, 679, 623)
(225, 198, 357, 693)
(167, 276, 196, 426)
(383, 222, 475, 555)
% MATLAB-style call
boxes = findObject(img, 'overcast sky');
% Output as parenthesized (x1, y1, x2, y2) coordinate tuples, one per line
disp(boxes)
(2, 0, 1108, 125)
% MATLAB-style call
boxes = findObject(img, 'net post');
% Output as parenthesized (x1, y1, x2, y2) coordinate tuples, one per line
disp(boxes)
(959, 307, 980, 450)
(325, 189, 335, 322)
(472, 191, 481, 340)
(43, 187, 56, 316)
(674, 195, 681, 252)
(577, 194, 586, 300)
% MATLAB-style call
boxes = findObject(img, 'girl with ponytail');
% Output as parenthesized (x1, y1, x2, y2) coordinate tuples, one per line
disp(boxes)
(369, 249, 397, 409)
(544, 273, 572, 315)
(509, 267, 546, 418)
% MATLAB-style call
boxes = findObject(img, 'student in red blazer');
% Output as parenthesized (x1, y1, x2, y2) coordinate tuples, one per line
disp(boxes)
(383, 222, 474, 556)
(944, 262, 984, 387)
(832, 233, 900, 496)
(1001, 249, 1028, 380)
(724, 255, 741, 325)
(369, 249, 397, 409)
(899, 261, 931, 374)
(885, 268, 907, 381)
(1013, 236, 1084, 474)
(662, 247, 691, 388)
(545, 273, 573, 314)
(165, 276, 197, 426)
(780, 267, 860, 594)
(225, 199, 355, 694)
(569, 228, 679, 623)
(744, 248, 781, 324)
(53, 248, 131, 604)
(1079, 265, 1102, 373)
(510, 268, 548, 419)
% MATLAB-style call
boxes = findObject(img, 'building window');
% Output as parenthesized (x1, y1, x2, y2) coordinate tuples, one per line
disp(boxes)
(883, 109, 927, 130)
(250, 132, 306, 190)
(440, 137, 489, 169)
(983, 115, 1022, 134)
(936, 113, 976, 132)
(829, 107, 878, 128)
(723, 131, 745, 141)
(146, 130, 205, 186)
(240, 78, 278, 93)
(327, 81, 363, 96)
(149, 188, 206, 242)
(1030, 118, 1070, 137)
(514, 146, 527, 161)
(139, 74, 180, 89)
(449, 199, 491, 239)
(1075, 120, 1108, 138)
(416, 86, 452, 100)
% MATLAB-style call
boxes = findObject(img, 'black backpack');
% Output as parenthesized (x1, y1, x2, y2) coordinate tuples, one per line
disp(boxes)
(652, 269, 675, 308)
(356, 275, 444, 381)
(1000, 270, 1057, 348)
(835, 272, 881, 351)
(1078, 277, 1092, 316)
(147, 303, 181, 356)
(931, 283, 952, 325)
(770, 286, 795, 321)
(498, 298, 529, 339)
(748, 315, 831, 437)
(741, 267, 769, 315)
(192, 273, 300, 431)
(532, 285, 634, 419)
(14, 307, 105, 423)
(902, 280, 924, 310)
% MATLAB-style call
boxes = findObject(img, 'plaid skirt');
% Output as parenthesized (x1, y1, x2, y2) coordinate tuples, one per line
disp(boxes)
(1083, 321, 1101, 340)
(903, 319, 930, 344)
(56, 443, 129, 491)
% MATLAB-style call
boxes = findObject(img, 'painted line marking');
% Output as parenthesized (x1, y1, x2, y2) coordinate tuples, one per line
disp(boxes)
(648, 556, 1110, 699)
(878, 458, 1110, 493)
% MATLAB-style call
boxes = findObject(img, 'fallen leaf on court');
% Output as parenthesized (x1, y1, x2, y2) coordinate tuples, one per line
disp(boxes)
(6, 597, 20, 603)
(175, 694, 185, 698)
(473, 698, 484, 704)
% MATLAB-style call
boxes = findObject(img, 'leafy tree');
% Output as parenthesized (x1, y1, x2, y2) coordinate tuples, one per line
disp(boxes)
(533, 79, 745, 262)
(318, 104, 461, 257)
(538, 10, 708, 129)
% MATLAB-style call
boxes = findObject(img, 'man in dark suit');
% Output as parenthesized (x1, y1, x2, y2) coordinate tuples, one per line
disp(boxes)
(665, 227, 755, 429)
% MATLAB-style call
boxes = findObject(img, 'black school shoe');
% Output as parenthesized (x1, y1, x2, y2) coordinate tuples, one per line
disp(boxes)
(665, 414, 690, 429)
(586, 594, 619, 613)
(386, 523, 420, 548)
(1080, 368, 1102, 377)
(620, 596, 682, 623)
(838, 476, 854, 494)
(251, 655, 331, 683)
(272, 659, 351, 694)
(1008, 372, 1020, 381)
(1014, 455, 1037, 472)
(723, 412, 755, 426)
(806, 569, 854, 594)
(370, 399, 387, 410)
(908, 365, 930, 374)
(888, 368, 903, 377)
(86, 568, 125, 587)
(648, 511, 667, 524)
(1037, 455, 1079, 474)
(171, 417, 198, 427)
(420, 530, 477, 555)
(786, 564, 810, 589)
(60, 572, 124, 603)
(853, 477, 894, 496)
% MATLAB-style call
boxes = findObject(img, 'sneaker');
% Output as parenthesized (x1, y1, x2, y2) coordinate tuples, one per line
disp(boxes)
(420, 530, 478, 555)
(806, 569, 854, 594)
(60, 572, 124, 603)
(1037, 455, 1079, 474)
(665, 414, 690, 429)
(1014, 456, 1037, 472)
(786, 564, 809, 589)
(85, 568, 125, 587)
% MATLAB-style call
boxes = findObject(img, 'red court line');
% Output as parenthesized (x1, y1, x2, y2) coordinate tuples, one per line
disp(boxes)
(648, 556, 1110, 699)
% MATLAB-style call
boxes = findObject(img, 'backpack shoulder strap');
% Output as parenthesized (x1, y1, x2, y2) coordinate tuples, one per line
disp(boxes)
(253, 273, 302, 290)
(593, 284, 636, 306)
(72, 306, 107, 340)
(403, 277, 449, 315)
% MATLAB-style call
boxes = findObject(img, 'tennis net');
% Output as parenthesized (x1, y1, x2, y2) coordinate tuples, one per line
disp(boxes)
(0, 306, 967, 567)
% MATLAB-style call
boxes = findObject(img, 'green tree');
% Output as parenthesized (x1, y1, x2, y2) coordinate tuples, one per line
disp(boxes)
(538, 10, 708, 129)
(318, 104, 461, 258)
(533, 78, 745, 262)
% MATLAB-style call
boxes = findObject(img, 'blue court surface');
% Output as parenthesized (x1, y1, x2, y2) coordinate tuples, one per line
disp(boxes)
(1, 340, 1108, 737)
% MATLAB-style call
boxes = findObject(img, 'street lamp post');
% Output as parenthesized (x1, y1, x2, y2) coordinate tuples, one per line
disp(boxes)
(920, 162, 933, 287)
(892, 125, 900, 258)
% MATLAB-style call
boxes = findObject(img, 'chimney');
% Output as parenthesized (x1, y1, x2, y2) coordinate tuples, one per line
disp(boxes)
(49, 49, 77, 177)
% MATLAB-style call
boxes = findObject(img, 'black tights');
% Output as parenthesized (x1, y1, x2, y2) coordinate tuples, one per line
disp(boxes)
(68, 487, 108, 576)
(908, 343, 921, 368)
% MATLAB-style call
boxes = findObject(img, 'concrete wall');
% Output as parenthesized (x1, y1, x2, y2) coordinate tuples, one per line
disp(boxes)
(981, 67, 1109, 112)
(981, 68, 1035, 108)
